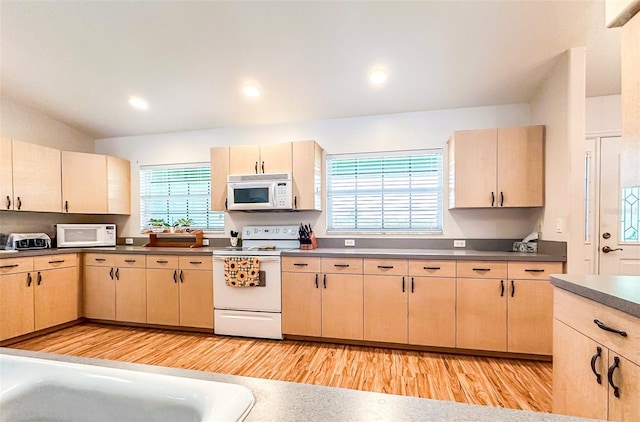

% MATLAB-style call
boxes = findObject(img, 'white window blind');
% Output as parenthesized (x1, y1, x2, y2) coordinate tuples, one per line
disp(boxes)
(326, 150, 443, 233)
(139, 163, 224, 231)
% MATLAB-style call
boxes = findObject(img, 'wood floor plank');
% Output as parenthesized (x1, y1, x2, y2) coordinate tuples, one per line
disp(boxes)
(8, 323, 552, 412)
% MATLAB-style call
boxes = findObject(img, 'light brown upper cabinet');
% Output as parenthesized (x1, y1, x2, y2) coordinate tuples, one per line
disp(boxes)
(62, 151, 108, 214)
(107, 156, 131, 215)
(11, 140, 62, 212)
(210, 146, 230, 211)
(0, 138, 13, 210)
(292, 140, 323, 211)
(448, 125, 544, 208)
(229, 142, 292, 175)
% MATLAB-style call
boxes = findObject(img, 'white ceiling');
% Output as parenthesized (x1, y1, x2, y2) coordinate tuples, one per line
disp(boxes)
(0, 0, 621, 139)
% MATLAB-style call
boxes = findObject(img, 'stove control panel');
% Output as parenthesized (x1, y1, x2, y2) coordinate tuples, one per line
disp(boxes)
(242, 225, 300, 240)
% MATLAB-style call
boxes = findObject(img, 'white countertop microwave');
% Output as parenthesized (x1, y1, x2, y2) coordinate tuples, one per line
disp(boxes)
(227, 173, 293, 211)
(56, 224, 116, 247)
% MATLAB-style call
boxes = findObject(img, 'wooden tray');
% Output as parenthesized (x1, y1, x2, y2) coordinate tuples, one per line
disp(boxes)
(143, 230, 204, 248)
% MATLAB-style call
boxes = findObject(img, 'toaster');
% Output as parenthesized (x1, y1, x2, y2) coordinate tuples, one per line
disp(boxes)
(6, 233, 52, 250)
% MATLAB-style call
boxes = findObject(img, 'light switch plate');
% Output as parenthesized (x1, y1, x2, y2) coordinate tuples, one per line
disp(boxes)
(202, 239, 210, 246)
(453, 240, 466, 248)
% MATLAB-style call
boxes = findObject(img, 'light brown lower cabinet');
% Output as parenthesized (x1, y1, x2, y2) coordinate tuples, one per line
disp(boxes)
(364, 259, 408, 343)
(282, 257, 363, 340)
(0, 255, 78, 341)
(456, 261, 508, 351)
(146, 255, 213, 329)
(457, 261, 559, 354)
(553, 289, 640, 421)
(408, 259, 457, 347)
(84, 253, 146, 323)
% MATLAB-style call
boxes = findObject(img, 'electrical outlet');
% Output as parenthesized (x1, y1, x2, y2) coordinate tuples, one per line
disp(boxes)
(202, 238, 210, 246)
(125, 238, 133, 245)
(453, 240, 466, 248)
(344, 239, 355, 247)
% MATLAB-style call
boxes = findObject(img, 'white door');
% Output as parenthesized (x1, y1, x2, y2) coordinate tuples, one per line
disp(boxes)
(599, 136, 640, 275)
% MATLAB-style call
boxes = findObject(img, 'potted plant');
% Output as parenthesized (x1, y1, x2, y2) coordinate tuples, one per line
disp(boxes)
(148, 218, 168, 233)
(175, 218, 193, 232)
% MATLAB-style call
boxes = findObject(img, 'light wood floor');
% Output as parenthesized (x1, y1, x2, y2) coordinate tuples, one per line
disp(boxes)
(10, 323, 552, 412)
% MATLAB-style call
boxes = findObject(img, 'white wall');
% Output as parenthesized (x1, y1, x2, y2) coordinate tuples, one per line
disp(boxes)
(95, 103, 543, 239)
(530, 48, 587, 274)
(586, 95, 622, 135)
(0, 96, 94, 152)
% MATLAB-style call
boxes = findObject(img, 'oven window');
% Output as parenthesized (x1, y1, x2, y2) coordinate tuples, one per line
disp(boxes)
(234, 187, 270, 204)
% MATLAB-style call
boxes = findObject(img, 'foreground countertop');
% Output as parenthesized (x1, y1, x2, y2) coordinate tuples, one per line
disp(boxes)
(550, 274, 640, 318)
(0, 348, 591, 422)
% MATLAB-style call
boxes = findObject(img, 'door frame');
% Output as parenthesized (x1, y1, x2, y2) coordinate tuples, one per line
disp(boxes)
(584, 131, 621, 275)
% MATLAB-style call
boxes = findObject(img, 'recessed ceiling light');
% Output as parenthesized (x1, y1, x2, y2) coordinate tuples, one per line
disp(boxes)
(128, 96, 148, 110)
(243, 84, 260, 97)
(370, 69, 388, 84)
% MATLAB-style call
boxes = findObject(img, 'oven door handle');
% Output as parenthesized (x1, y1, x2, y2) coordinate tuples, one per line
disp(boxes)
(213, 256, 281, 263)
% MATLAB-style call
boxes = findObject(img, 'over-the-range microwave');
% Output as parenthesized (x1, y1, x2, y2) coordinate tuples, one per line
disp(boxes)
(56, 224, 116, 247)
(227, 173, 293, 211)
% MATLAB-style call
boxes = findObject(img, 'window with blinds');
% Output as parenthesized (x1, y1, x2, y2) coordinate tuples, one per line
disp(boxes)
(139, 163, 224, 232)
(326, 150, 443, 233)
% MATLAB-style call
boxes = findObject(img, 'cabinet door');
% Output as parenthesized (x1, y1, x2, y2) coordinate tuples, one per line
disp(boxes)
(62, 151, 107, 213)
(409, 276, 456, 348)
(34, 267, 79, 330)
(179, 269, 214, 329)
(84, 266, 116, 320)
(282, 271, 321, 336)
(456, 277, 507, 351)
(0, 272, 34, 340)
(608, 354, 640, 421)
(259, 142, 292, 174)
(0, 138, 13, 210)
(146, 268, 180, 326)
(364, 275, 407, 343)
(553, 319, 608, 419)
(292, 140, 322, 210)
(107, 155, 131, 214)
(12, 140, 62, 212)
(448, 129, 497, 208)
(497, 126, 544, 207)
(229, 144, 261, 174)
(115, 267, 146, 323)
(507, 278, 553, 354)
(210, 146, 230, 211)
(322, 273, 363, 340)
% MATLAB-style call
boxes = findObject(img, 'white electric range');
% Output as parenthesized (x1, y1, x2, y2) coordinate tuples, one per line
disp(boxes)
(212, 225, 300, 340)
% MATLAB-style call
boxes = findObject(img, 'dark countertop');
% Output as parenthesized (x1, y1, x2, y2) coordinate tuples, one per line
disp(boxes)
(1, 348, 592, 422)
(0, 246, 218, 257)
(283, 248, 565, 262)
(1, 246, 566, 261)
(550, 274, 640, 318)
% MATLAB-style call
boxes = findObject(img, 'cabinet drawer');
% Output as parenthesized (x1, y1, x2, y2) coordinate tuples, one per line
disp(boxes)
(409, 260, 456, 277)
(84, 253, 116, 267)
(457, 261, 507, 278)
(179, 255, 212, 271)
(0, 257, 33, 274)
(282, 257, 321, 273)
(555, 288, 640, 364)
(114, 254, 146, 268)
(321, 258, 363, 274)
(146, 255, 179, 269)
(508, 261, 562, 279)
(363, 259, 407, 275)
(34, 254, 78, 270)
